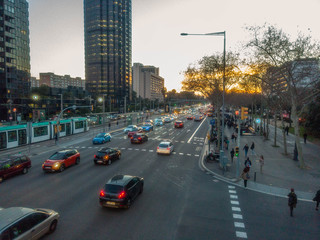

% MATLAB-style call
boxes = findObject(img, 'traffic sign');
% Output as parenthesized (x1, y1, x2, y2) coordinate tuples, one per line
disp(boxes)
(256, 118, 261, 124)
(210, 119, 216, 125)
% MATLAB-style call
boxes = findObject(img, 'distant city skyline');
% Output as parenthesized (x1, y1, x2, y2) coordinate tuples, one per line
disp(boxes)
(29, 0, 320, 91)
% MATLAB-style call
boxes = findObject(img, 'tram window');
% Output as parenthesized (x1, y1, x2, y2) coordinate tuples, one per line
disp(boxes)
(34, 126, 48, 137)
(8, 130, 17, 142)
(75, 121, 84, 129)
(60, 124, 66, 132)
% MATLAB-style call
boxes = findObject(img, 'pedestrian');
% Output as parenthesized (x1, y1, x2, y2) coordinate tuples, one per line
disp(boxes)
(116, 121, 118, 126)
(243, 144, 249, 158)
(287, 188, 298, 217)
(108, 122, 111, 130)
(55, 133, 58, 144)
(313, 189, 320, 211)
(285, 126, 289, 136)
(226, 139, 229, 150)
(303, 133, 307, 144)
(234, 132, 238, 142)
(230, 148, 235, 163)
(244, 157, 252, 168)
(231, 133, 235, 143)
(259, 155, 264, 173)
(250, 142, 255, 155)
(240, 166, 250, 188)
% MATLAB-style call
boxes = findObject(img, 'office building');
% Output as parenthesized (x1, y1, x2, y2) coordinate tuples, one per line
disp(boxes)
(133, 63, 164, 101)
(0, 0, 30, 121)
(39, 73, 85, 90)
(84, 0, 132, 110)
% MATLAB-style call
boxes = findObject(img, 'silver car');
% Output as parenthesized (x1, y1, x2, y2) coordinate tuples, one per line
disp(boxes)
(157, 141, 174, 155)
(0, 207, 59, 240)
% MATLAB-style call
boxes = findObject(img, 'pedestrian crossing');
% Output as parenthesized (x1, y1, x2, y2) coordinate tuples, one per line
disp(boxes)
(113, 136, 205, 145)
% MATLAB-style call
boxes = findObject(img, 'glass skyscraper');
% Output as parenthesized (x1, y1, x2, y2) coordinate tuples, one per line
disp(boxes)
(84, 0, 132, 110)
(0, 0, 30, 121)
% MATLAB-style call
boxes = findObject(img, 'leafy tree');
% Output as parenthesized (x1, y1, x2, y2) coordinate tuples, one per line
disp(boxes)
(245, 24, 320, 168)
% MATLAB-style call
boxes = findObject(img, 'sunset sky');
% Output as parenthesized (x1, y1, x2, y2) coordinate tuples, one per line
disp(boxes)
(29, 0, 320, 91)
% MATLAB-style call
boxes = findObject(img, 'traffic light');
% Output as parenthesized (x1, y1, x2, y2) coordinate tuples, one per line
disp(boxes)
(13, 108, 17, 112)
(235, 110, 239, 116)
(235, 146, 239, 157)
(241, 107, 248, 120)
(91, 105, 94, 111)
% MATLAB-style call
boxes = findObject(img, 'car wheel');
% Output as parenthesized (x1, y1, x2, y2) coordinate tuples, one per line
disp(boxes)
(22, 168, 28, 174)
(49, 220, 58, 233)
(75, 157, 80, 165)
(126, 198, 132, 209)
(107, 159, 112, 165)
(59, 164, 65, 172)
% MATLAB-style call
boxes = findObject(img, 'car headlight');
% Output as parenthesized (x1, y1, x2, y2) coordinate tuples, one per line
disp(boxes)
(53, 163, 60, 169)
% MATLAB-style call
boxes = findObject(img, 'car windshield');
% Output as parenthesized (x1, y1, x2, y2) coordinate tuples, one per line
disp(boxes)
(97, 151, 108, 157)
(104, 184, 124, 194)
(49, 152, 66, 160)
(0, 160, 12, 170)
(159, 143, 169, 148)
(96, 133, 105, 138)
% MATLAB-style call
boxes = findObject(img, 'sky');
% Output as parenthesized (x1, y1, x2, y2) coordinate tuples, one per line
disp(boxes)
(29, 0, 320, 91)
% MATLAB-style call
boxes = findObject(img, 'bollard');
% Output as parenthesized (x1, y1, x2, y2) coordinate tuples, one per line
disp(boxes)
(254, 172, 256, 182)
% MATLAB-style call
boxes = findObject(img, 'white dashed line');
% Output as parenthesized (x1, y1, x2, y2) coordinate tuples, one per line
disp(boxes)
(234, 222, 245, 228)
(230, 200, 239, 205)
(135, 149, 139, 151)
(230, 195, 238, 199)
(95, 147, 98, 148)
(82, 147, 86, 148)
(228, 186, 235, 189)
(233, 214, 243, 219)
(181, 141, 185, 143)
(195, 154, 200, 157)
(236, 232, 247, 238)
(179, 153, 184, 155)
(187, 154, 191, 156)
(232, 207, 241, 212)
(149, 150, 154, 152)
(172, 152, 176, 155)
(88, 147, 92, 148)
(121, 147, 126, 150)
(229, 190, 237, 194)
(141, 149, 146, 151)
(128, 148, 132, 150)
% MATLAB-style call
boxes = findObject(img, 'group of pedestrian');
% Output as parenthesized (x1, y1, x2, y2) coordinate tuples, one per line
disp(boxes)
(287, 188, 320, 217)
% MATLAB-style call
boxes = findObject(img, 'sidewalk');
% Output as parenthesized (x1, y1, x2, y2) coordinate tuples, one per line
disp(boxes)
(202, 123, 320, 201)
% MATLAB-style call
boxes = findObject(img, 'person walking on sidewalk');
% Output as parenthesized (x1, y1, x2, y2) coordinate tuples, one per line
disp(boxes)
(313, 189, 320, 211)
(231, 133, 235, 143)
(259, 155, 264, 173)
(244, 157, 252, 168)
(288, 188, 298, 217)
(285, 126, 289, 136)
(230, 148, 235, 163)
(234, 132, 238, 142)
(250, 142, 255, 155)
(303, 133, 307, 144)
(108, 122, 111, 131)
(243, 144, 249, 158)
(240, 166, 250, 188)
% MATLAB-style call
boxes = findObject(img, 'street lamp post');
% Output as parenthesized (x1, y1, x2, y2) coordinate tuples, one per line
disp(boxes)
(181, 31, 226, 159)
(98, 95, 106, 132)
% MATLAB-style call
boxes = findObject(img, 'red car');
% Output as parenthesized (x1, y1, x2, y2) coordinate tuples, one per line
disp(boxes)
(0, 154, 31, 183)
(174, 121, 184, 128)
(42, 149, 80, 172)
(127, 129, 143, 138)
(187, 116, 194, 120)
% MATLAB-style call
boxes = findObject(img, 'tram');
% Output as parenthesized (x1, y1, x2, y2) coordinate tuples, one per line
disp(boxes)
(0, 118, 89, 150)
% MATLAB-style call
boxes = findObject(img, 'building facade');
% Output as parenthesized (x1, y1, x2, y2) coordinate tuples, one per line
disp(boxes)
(38, 73, 85, 90)
(133, 63, 164, 101)
(0, 0, 30, 121)
(84, 0, 132, 110)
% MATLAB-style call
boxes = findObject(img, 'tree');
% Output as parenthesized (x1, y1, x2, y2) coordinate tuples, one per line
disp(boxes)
(245, 24, 320, 168)
(182, 52, 240, 150)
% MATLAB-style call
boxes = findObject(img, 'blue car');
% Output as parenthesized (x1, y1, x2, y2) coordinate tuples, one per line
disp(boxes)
(93, 133, 112, 144)
(142, 124, 153, 132)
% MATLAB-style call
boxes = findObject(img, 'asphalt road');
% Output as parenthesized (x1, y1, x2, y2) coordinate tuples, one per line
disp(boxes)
(0, 115, 319, 240)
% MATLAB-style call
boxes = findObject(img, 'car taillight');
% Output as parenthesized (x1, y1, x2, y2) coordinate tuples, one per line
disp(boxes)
(157, 147, 159, 149)
(104, 155, 109, 160)
(94, 155, 97, 158)
(138, 137, 142, 140)
(131, 137, 133, 139)
(118, 191, 126, 199)
(167, 147, 170, 150)
(100, 190, 105, 197)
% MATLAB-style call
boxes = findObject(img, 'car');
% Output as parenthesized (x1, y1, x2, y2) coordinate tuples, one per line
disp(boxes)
(144, 119, 153, 125)
(42, 149, 80, 172)
(93, 147, 121, 165)
(187, 116, 194, 120)
(164, 117, 171, 123)
(174, 121, 184, 128)
(0, 207, 59, 239)
(124, 125, 139, 133)
(130, 133, 148, 144)
(99, 175, 144, 208)
(127, 129, 143, 138)
(92, 133, 112, 144)
(194, 115, 203, 121)
(141, 123, 153, 132)
(157, 141, 174, 155)
(154, 118, 163, 126)
(0, 154, 31, 183)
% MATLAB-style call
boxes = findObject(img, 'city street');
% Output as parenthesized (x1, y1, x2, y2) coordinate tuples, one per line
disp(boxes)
(0, 115, 319, 240)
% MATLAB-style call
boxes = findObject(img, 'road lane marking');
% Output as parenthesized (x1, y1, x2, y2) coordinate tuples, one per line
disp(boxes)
(179, 153, 184, 155)
(234, 222, 245, 228)
(232, 207, 241, 212)
(187, 116, 207, 143)
(181, 141, 185, 143)
(228, 185, 235, 189)
(142, 149, 146, 151)
(88, 147, 92, 148)
(195, 154, 199, 157)
(236, 232, 247, 239)
(128, 148, 133, 150)
(229, 190, 237, 194)
(121, 147, 126, 149)
(233, 214, 243, 219)
(149, 150, 154, 152)
(231, 200, 239, 205)
(230, 195, 238, 199)
(187, 154, 191, 156)
(172, 152, 176, 154)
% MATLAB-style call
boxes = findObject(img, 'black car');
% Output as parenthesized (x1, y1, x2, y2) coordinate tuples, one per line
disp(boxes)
(99, 175, 144, 208)
(130, 133, 148, 144)
(93, 147, 121, 165)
